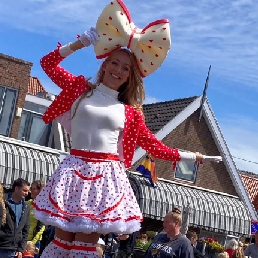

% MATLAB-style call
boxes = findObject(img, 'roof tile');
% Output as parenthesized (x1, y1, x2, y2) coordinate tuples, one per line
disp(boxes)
(27, 76, 46, 96)
(143, 96, 198, 133)
(240, 172, 258, 210)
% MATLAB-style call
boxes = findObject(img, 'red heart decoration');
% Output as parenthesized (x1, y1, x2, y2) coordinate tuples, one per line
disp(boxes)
(109, 16, 112, 20)
(149, 40, 153, 42)
(163, 38, 166, 40)
(151, 62, 154, 65)
(108, 38, 112, 41)
(155, 54, 159, 57)
(140, 59, 143, 62)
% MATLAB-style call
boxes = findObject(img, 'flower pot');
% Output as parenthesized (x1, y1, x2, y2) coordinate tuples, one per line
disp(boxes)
(205, 246, 219, 258)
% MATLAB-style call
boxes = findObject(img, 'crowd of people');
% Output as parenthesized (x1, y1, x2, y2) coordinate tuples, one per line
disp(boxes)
(223, 235, 258, 258)
(1, 178, 258, 258)
(0, 179, 44, 258)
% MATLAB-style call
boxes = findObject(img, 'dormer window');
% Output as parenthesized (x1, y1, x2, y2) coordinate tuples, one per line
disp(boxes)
(174, 161, 199, 183)
(18, 101, 50, 146)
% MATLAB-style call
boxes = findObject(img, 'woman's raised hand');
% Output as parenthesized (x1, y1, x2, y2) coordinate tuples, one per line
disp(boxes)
(79, 27, 100, 46)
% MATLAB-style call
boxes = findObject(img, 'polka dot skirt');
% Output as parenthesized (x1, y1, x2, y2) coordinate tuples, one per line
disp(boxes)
(33, 155, 142, 234)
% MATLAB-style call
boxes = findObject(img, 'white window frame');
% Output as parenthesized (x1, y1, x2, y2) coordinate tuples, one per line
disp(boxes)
(18, 95, 51, 145)
(22, 94, 66, 151)
(174, 161, 199, 183)
(18, 109, 49, 143)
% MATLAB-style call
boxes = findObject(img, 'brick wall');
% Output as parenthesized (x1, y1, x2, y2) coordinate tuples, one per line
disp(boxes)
(0, 53, 33, 139)
(132, 110, 238, 196)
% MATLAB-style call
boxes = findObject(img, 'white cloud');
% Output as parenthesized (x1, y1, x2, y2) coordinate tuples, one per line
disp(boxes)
(0, 0, 258, 89)
(144, 95, 161, 104)
(220, 115, 258, 173)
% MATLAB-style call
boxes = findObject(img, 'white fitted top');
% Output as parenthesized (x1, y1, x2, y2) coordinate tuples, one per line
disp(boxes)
(70, 83, 125, 155)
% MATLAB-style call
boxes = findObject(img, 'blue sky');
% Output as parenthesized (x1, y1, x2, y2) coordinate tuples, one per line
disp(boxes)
(0, 0, 257, 172)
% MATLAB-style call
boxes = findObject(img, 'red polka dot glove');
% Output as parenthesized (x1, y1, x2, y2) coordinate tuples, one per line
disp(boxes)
(202, 155, 223, 163)
(79, 27, 100, 46)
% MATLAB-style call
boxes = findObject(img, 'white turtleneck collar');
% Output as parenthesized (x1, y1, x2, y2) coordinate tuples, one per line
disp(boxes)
(97, 83, 119, 100)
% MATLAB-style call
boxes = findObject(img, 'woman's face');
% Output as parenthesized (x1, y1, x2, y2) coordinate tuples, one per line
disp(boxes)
(102, 50, 131, 91)
(30, 184, 40, 199)
(163, 214, 178, 234)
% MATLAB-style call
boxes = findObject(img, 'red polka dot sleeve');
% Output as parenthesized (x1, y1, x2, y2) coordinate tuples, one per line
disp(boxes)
(40, 48, 77, 90)
(136, 110, 181, 163)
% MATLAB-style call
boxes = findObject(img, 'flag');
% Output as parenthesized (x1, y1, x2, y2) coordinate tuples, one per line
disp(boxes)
(136, 153, 158, 187)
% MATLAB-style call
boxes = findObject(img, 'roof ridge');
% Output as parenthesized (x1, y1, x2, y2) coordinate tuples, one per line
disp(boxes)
(143, 95, 199, 106)
(0, 53, 33, 66)
(239, 170, 258, 178)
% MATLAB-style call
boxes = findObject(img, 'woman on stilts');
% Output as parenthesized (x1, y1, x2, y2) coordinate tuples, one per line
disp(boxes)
(33, 1, 222, 257)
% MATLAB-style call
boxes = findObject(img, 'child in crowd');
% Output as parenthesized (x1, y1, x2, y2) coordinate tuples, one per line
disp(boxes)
(96, 238, 105, 258)
(218, 252, 230, 258)
(22, 241, 39, 258)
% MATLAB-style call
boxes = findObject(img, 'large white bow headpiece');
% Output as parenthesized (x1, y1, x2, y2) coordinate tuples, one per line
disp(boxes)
(94, 0, 171, 77)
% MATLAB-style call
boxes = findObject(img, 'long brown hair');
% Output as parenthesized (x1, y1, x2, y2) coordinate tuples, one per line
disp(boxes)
(0, 182, 6, 225)
(232, 247, 245, 258)
(72, 48, 145, 119)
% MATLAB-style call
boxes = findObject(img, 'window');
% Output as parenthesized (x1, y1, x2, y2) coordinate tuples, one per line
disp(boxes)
(0, 86, 18, 136)
(18, 102, 51, 146)
(174, 161, 199, 183)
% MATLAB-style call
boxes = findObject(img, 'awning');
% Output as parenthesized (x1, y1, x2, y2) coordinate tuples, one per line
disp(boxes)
(0, 137, 60, 188)
(129, 173, 251, 236)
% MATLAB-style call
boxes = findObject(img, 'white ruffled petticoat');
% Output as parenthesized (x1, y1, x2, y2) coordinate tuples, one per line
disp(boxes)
(33, 154, 142, 234)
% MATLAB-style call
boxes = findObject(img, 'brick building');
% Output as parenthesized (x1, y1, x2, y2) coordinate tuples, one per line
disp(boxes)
(0, 53, 32, 139)
(0, 53, 60, 188)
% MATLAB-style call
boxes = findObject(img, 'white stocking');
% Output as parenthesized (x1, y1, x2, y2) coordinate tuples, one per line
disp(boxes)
(68, 241, 99, 258)
(40, 236, 72, 258)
